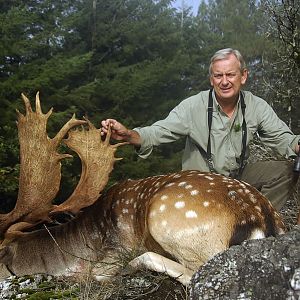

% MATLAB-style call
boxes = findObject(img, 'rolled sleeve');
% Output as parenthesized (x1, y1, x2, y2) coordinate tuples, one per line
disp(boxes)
(133, 127, 154, 158)
(289, 136, 300, 157)
(256, 99, 299, 158)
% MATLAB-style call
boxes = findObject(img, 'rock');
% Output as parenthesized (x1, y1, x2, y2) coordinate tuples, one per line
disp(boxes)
(190, 226, 300, 300)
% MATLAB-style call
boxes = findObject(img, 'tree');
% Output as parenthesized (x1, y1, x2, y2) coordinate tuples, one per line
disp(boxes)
(261, 0, 300, 132)
(195, 0, 275, 94)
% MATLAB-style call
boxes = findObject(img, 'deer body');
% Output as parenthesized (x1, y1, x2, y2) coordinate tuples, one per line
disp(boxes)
(0, 94, 286, 285)
(1, 170, 285, 284)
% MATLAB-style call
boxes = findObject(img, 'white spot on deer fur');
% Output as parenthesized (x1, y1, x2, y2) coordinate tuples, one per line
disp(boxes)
(241, 219, 246, 225)
(175, 201, 185, 209)
(159, 204, 166, 212)
(203, 201, 210, 207)
(249, 194, 257, 203)
(122, 208, 129, 214)
(173, 174, 181, 178)
(133, 203, 137, 209)
(191, 190, 199, 196)
(185, 210, 198, 218)
(255, 206, 262, 212)
(149, 211, 156, 218)
(205, 176, 214, 180)
(178, 181, 186, 187)
(249, 228, 265, 240)
(161, 195, 168, 201)
(209, 182, 215, 186)
(177, 193, 184, 198)
(117, 222, 122, 229)
(227, 184, 233, 188)
(228, 191, 237, 198)
(242, 203, 249, 210)
(250, 214, 256, 221)
(125, 199, 130, 205)
(238, 189, 243, 194)
(162, 220, 167, 226)
(185, 184, 193, 189)
(165, 182, 175, 187)
(153, 187, 159, 193)
(207, 189, 212, 193)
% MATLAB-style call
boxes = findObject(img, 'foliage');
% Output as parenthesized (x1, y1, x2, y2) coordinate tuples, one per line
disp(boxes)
(261, 0, 300, 132)
(0, 274, 79, 299)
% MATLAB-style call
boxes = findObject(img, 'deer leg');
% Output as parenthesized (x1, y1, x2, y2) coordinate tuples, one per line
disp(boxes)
(93, 251, 124, 282)
(128, 251, 194, 286)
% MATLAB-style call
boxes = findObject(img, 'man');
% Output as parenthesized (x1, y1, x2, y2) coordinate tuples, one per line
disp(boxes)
(101, 48, 300, 224)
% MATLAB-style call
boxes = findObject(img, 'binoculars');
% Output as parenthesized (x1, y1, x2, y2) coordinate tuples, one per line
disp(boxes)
(294, 140, 300, 173)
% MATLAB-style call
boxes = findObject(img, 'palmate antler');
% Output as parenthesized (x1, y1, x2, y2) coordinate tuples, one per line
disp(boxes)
(0, 92, 123, 244)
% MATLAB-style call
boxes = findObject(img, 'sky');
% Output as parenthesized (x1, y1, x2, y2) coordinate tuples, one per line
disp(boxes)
(173, 0, 201, 15)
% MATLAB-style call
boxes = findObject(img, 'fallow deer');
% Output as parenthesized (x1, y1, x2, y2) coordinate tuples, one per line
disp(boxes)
(0, 93, 286, 285)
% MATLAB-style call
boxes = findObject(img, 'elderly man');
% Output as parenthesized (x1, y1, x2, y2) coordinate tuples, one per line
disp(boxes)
(101, 48, 300, 224)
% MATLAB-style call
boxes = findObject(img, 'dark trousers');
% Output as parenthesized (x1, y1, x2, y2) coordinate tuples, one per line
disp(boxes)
(240, 160, 298, 211)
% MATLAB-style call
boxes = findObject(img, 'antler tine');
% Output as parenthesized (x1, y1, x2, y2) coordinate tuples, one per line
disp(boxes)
(34, 91, 54, 118)
(35, 91, 42, 114)
(53, 113, 87, 147)
(104, 123, 112, 145)
(21, 93, 33, 114)
(112, 141, 130, 149)
(83, 116, 96, 130)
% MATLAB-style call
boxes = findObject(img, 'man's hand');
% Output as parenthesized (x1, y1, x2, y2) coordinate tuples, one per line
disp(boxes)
(101, 119, 141, 146)
(101, 119, 129, 141)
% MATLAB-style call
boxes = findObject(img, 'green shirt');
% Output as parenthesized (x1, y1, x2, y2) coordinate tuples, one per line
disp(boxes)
(134, 90, 300, 176)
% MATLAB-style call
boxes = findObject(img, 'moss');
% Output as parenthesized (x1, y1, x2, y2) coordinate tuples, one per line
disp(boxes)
(37, 281, 56, 289)
(17, 290, 79, 300)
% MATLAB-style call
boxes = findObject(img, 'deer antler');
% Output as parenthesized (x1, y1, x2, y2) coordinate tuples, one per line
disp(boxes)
(50, 118, 125, 215)
(0, 93, 123, 244)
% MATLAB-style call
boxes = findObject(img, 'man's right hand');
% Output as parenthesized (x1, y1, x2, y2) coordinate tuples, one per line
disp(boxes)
(100, 119, 141, 146)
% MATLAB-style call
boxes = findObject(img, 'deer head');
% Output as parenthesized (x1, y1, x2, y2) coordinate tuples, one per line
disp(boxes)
(0, 92, 123, 245)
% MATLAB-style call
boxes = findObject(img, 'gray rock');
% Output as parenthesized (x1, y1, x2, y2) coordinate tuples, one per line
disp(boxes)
(190, 226, 300, 300)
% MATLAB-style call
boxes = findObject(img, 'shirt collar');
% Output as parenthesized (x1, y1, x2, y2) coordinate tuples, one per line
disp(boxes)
(212, 89, 241, 117)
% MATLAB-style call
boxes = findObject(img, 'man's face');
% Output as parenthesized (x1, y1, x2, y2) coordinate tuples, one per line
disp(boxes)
(210, 54, 248, 103)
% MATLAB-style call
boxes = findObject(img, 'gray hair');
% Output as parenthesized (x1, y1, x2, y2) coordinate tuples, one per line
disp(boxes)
(209, 48, 247, 76)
